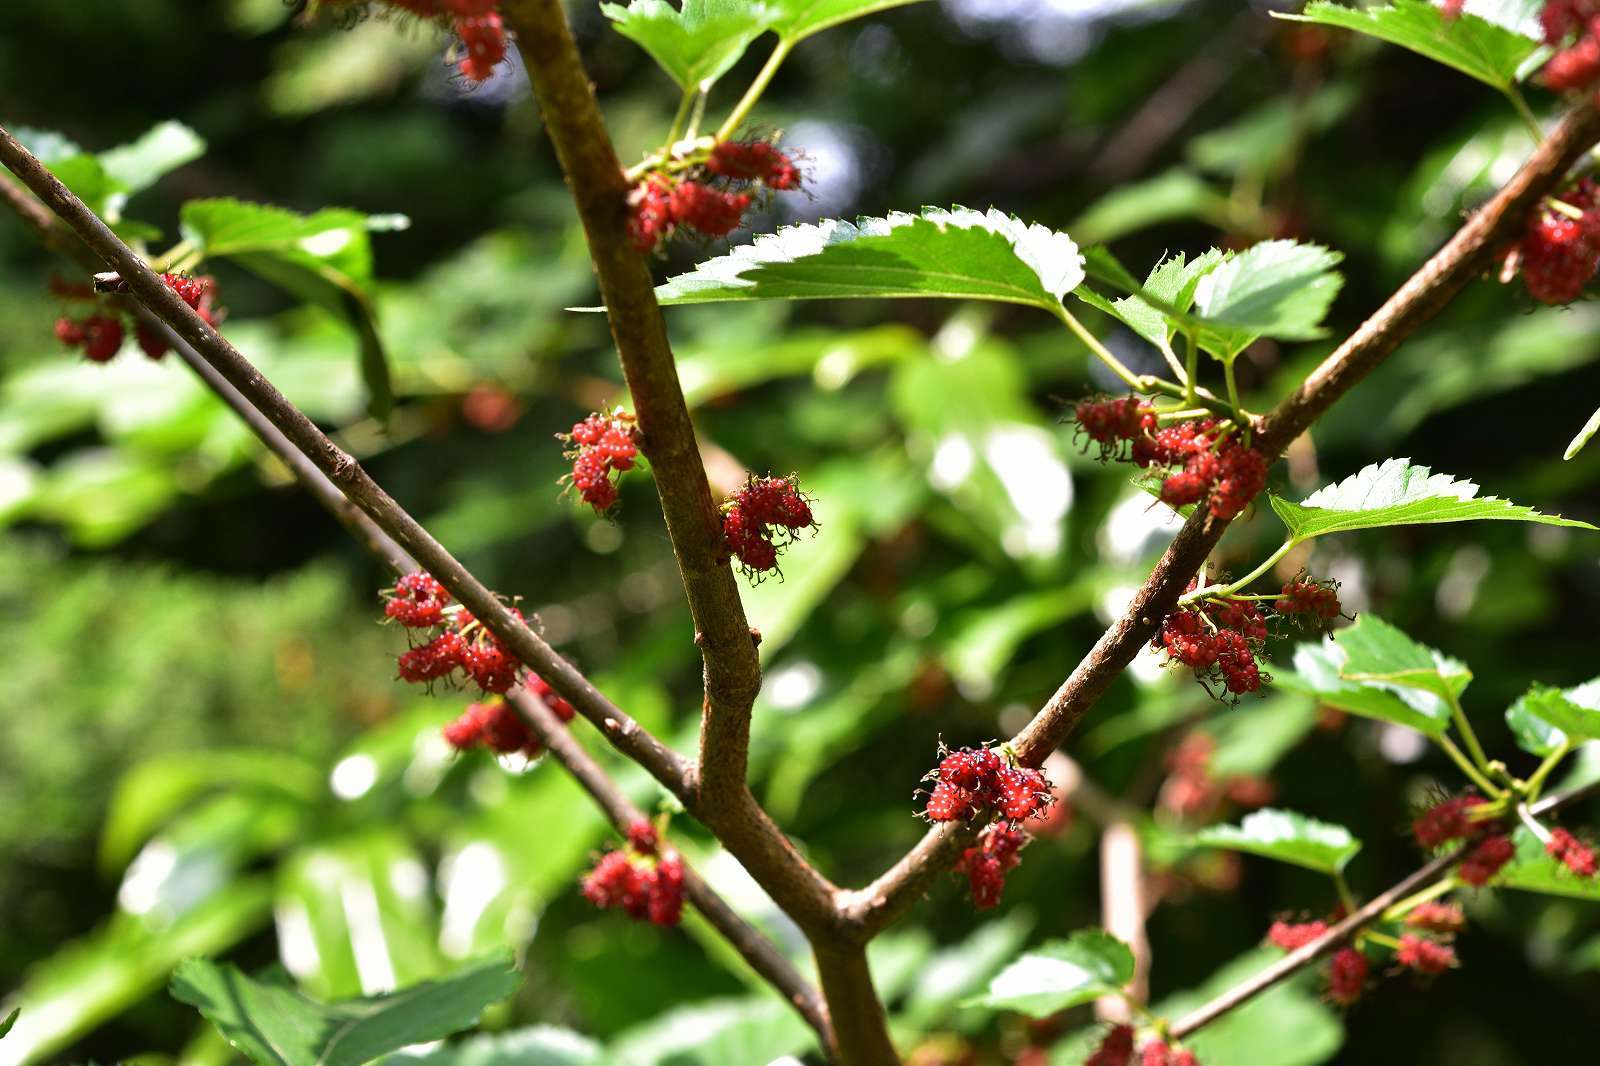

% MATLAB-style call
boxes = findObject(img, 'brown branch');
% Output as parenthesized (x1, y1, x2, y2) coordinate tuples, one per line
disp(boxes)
(841, 99, 1600, 938)
(0, 169, 833, 1049)
(499, 0, 764, 808)
(813, 943, 900, 1065)
(1169, 780, 1600, 1040)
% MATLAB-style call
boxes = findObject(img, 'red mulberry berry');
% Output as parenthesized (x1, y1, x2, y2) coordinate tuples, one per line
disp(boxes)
(925, 780, 974, 822)
(1457, 834, 1515, 886)
(462, 640, 518, 694)
(1210, 444, 1267, 519)
(398, 630, 466, 683)
(1267, 919, 1328, 951)
(957, 822, 1026, 908)
(1548, 828, 1599, 877)
(81, 314, 125, 362)
(582, 850, 647, 911)
(1208, 598, 1268, 641)
(707, 141, 799, 189)
(385, 571, 452, 628)
(1159, 469, 1209, 508)
(1395, 934, 1456, 975)
(1277, 578, 1341, 621)
(1214, 630, 1261, 694)
(1087, 1024, 1135, 1066)
(1156, 610, 1218, 670)
(1405, 902, 1466, 933)
(647, 853, 685, 926)
(456, 13, 507, 82)
(628, 177, 676, 252)
(54, 317, 86, 347)
(135, 322, 171, 360)
(527, 674, 576, 721)
(1412, 795, 1481, 849)
(938, 749, 984, 789)
(442, 706, 485, 750)
(626, 819, 658, 853)
(670, 181, 751, 238)
(1326, 947, 1368, 1005)
(996, 766, 1050, 822)
(1520, 189, 1600, 304)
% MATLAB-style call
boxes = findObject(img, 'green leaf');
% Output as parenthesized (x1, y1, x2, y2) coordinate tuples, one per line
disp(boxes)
(180, 198, 406, 418)
(1071, 169, 1228, 245)
(1276, 1, 1540, 92)
(1518, 682, 1600, 742)
(1505, 692, 1569, 756)
(651, 206, 1084, 313)
(1268, 458, 1599, 543)
(0, 1008, 18, 1040)
(1280, 639, 1452, 737)
(1565, 403, 1600, 460)
(1499, 827, 1600, 901)
(902, 908, 1035, 1031)
(767, 0, 929, 43)
(381, 1026, 601, 1066)
(1193, 808, 1361, 875)
(608, 997, 816, 1066)
(1100, 248, 1226, 353)
(1190, 239, 1344, 356)
(97, 121, 206, 196)
(1335, 614, 1472, 703)
(600, 1, 777, 91)
(169, 954, 519, 1066)
(969, 931, 1134, 1018)
(1145, 949, 1345, 1066)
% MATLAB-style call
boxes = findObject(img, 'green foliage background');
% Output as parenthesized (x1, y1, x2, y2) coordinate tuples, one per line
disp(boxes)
(1, 0, 1598, 1062)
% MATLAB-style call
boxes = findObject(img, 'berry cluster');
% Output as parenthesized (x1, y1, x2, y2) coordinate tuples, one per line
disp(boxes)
(1073, 399, 1270, 520)
(383, 571, 526, 694)
(1540, 1, 1600, 92)
(1456, 835, 1515, 886)
(1395, 934, 1456, 976)
(1139, 1042, 1200, 1066)
(1411, 793, 1517, 886)
(53, 272, 219, 363)
(923, 745, 1053, 824)
(955, 822, 1026, 909)
(1084, 1026, 1203, 1066)
(1152, 601, 1265, 698)
(561, 410, 639, 513)
(580, 820, 684, 927)
(627, 140, 802, 253)
(720, 474, 816, 578)
(1274, 577, 1342, 622)
(374, 1, 507, 82)
(1405, 901, 1466, 934)
(1547, 827, 1599, 877)
(1516, 179, 1600, 304)
(1265, 919, 1371, 1004)
(441, 674, 576, 760)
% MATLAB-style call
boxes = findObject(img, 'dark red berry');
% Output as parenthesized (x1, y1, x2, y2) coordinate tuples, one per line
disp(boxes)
(626, 819, 658, 853)
(1405, 902, 1466, 934)
(1326, 947, 1368, 1005)
(1548, 827, 1599, 877)
(1087, 1024, 1135, 1066)
(925, 780, 973, 822)
(1412, 795, 1481, 849)
(456, 12, 507, 81)
(385, 571, 452, 628)
(81, 314, 125, 362)
(956, 822, 1026, 908)
(398, 630, 466, 683)
(1457, 834, 1515, 886)
(670, 181, 751, 237)
(1396, 934, 1456, 975)
(628, 177, 676, 252)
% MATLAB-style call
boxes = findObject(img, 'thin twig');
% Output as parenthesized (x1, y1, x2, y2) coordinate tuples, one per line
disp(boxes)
(840, 99, 1600, 938)
(1168, 779, 1600, 1039)
(0, 171, 832, 1047)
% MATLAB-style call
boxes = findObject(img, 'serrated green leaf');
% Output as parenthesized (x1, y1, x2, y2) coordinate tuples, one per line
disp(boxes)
(608, 997, 815, 1066)
(1518, 682, 1600, 742)
(1336, 614, 1472, 703)
(1277, 0, 1540, 91)
(601, 1, 777, 91)
(98, 121, 206, 195)
(651, 206, 1084, 312)
(170, 954, 518, 1066)
(1103, 248, 1227, 352)
(767, 0, 929, 42)
(1268, 458, 1599, 543)
(1280, 639, 1452, 737)
(1506, 694, 1569, 756)
(181, 198, 405, 418)
(1499, 827, 1600, 901)
(1190, 239, 1343, 356)
(968, 930, 1134, 1018)
(1565, 403, 1600, 460)
(1193, 808, 1362, 874)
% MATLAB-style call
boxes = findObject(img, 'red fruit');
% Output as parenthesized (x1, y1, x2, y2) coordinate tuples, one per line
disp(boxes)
(444, 0, 500, 14)
(734, 534, 777, 572)
(925, 780, 974, 822)
(470, 699, 533, 753)
(462, 639, 518, 694)
(135, 322, 171, 360)
(1396, 934, 1456, 975)
(1457, 834, 1515, 886)
(385, 571, 452, 628)
(398, 630, 466, 682)
(1087, 1024, 1135, 1066)
(647, 853, 685, 926)
(455, 13, 507, 82)
(628, 177, 676, 252)
(996, 766, 1050, 822)
(1547, 828, 1598, 877)
(1156, 610, 1219, 670)
(956, 823, 1026, 908)
(1405, 902, 1466, 934)
(597, 426, 637, 470)
(670, 181, 751, 237)
(1210, 444, 1267, 519)
(1075, 396, 1153, 455)
(1140, 1042, 1171, 1066)
(1267, 919, 1328, 951)
(1207, 598, 1267, 641)
(1160, 469, 1209, 508)
(1276, 578, 1341, 620)
(527, 674, 576, 721)
(1171, 1052, 1200, 1066)
(570, 414, 609, 447)
(1545, 33, 1600, 90)
(582, 850, 647, 911)
(54, 317, 86, 347)
(1214, 629, 1261, 694)
(442, 707, 485, 750)
(1326, 947, 1368, 1005)
(81, 314, 125, 362)
(707, 141, 797, 188)
(161, 272, 211, 310)
(1440, 0, 1465, 18)
(1520, 191, 1600, 303)
(626, 819, 658, 853)
(1413, 795, 1480, 849)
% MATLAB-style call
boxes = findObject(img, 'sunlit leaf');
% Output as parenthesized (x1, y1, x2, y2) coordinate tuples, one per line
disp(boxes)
(1190, 239, 1344, 356)
(170, 954, 518, 1066)
(767, 0, 929, 42)
(1334, 614, 1472, 703)
(1193, 808, 1361, 874)
(651, 206, 1084, 312)
(1518, 681, 1600, 742)
(1565, 403, 1600, 460)
(1268, 458, 1598, 543)
(608, 997, 816, 1066)
(1279, 638, 1452, 737)
(1276, 0, 1541, 92)
(601, 0, 777, 91)
(1145, 949, 1344, 1066)
(968, 930, 1134, 1017)
(381, 1026, 601, 1066)
(1499, 827, 1600, 901)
